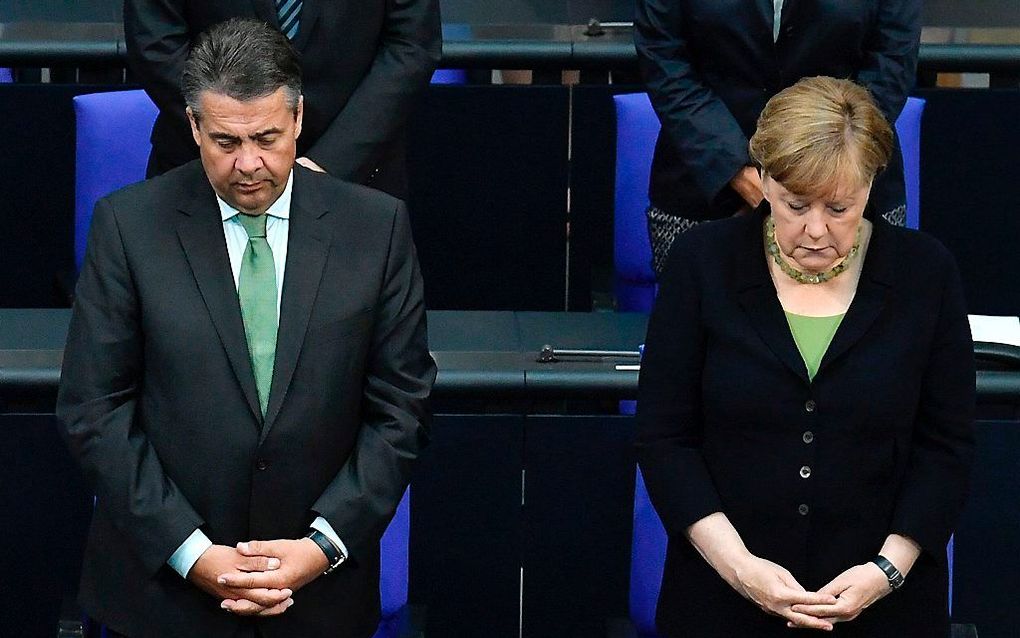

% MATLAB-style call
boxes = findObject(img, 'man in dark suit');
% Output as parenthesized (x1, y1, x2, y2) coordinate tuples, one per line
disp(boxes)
(125, 0, 441, 199)
(57, 20, 435, 636)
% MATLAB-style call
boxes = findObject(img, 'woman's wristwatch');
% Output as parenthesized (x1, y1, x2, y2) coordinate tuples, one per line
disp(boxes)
(306, 529, 347, 575)
(871, 555, 905, 590)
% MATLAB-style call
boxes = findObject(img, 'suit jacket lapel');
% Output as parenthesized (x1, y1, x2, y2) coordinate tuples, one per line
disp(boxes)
(734, 208, 811, 384)
(174, 166, 263, 423)
(250, 0, 278, 26)
(817, 218, 897, 376)
(261, 167, 330, 440)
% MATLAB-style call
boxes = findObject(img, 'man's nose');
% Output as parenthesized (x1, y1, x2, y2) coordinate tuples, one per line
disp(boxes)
(234, 144, 264, 174)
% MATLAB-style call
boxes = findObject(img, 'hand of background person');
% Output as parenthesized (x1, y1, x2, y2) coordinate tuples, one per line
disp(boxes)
(216, 538, 330, 613)
(729, 165, 764, 209)
(790, 562, 891, 626)
(729, 554, 838, 631)
(188, 544, 294, 616)
(296, 157, 327, 173)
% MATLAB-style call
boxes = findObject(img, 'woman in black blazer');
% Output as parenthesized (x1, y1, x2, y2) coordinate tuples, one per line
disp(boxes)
(635, 0, 921, 274)
(636, 78, 974, 637)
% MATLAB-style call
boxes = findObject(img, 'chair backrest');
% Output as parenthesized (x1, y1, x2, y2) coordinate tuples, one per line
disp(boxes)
(380, 487, 411, 617)
(895, 97, 925, 230)
(73, 90, 159, 269)
(629, 467, 668, 635)
(612, 93, 661, 313)
(0, 68, 12, 83)
(431, 68, 468, 85)
(612, 94, 926, 311)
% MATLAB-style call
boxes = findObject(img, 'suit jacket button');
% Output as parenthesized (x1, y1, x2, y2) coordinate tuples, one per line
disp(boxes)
(256, 459, 269, 471)
(798, 504, 810, 516)
(799, 465, 812, 479)
(804, 399, 816, 413)
(802, 431, 814, 444)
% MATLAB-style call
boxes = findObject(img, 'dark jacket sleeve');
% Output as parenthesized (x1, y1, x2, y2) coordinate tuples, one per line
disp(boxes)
(304, 0, 442, 182)
(634, 0, 750, 206)
(636, 232, 724, 537)
(890, 247, 976, 559)
(856, 0, 922, 124)
(123, 0, 191, 134)
(56, 198, 203, 576)
(311, 202, 437, 560)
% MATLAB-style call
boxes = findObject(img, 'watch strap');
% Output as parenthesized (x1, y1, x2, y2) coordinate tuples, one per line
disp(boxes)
(871, 555, 905, 590)
(306, 529, 346, 574)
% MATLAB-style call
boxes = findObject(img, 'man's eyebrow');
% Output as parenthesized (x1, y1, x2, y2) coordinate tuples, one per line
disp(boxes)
(250, 128, 284, 139)
(209, 131, 241, 142)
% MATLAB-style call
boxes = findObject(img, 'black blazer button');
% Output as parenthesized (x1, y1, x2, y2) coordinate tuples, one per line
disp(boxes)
(802, 431, 814, 444)
(256, 459, 270, 471)
(799, 465, 812, 479)
(805, 399, 816, 413)
(798, 504, 810, 516)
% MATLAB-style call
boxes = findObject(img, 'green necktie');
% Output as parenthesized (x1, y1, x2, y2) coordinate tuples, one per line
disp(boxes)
(236, 213, 277, 416)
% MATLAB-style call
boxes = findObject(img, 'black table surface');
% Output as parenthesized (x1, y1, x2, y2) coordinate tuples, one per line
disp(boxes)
(2, 20, 1019, 73)
(2, 308, 1018, 403)
(0, 309, 648, 401)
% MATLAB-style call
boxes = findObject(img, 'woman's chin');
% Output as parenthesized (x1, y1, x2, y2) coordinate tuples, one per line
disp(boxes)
(793, 257, 838, 273)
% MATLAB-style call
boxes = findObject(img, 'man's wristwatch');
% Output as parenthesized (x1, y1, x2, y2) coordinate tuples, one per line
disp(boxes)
(306, 529, 346, 575)
(871, 555, 905, 590)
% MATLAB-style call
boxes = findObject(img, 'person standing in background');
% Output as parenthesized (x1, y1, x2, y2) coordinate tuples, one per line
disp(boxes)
(635, 0, 921, 275)
(125, 0, 441, 199)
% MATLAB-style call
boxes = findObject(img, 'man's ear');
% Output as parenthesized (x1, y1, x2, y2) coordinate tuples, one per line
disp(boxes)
(294, 95, 304, 140)
(187, 106, 202, 147)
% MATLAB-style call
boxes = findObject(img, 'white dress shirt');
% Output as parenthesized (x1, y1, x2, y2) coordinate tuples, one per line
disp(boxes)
(167, 171, 348, 578)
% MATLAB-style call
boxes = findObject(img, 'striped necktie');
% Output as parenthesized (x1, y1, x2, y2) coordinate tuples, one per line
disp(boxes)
(277, 0, 303, 41)
(236, 213, 278, 417)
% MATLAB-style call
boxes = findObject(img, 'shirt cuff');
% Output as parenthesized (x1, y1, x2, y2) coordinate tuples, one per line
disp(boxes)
(310, 516, 349, 558)
(167, 528, 213, 579)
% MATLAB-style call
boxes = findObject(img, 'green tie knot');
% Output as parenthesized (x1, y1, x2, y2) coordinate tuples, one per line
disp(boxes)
(237, 213, 268, 239)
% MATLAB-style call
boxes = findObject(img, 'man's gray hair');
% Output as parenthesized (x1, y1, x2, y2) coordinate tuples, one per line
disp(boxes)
(182, 18, 302, 122)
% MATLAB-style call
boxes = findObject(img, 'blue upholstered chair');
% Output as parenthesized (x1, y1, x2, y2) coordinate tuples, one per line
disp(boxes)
(612, 94, 927, 312)
(431, 68, 468, 85)
(612, 93, 661, 314)
(72, 88, 416, 636)
(895, 97, 925, 230)
(73, 90, 159, 270)
(0, 68, 13, 83)
(375, 488, 415, 637)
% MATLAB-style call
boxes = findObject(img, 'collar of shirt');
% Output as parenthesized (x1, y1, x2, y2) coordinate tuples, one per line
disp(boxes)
(216, 169, 294, 222)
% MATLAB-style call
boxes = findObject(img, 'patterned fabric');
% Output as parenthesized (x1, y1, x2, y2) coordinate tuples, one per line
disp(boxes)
(882, 204, 907, 227)
(237, 213, 278, 416)
(277, 0, 303, 40)
(647, 205, 704, 276)
(647, 203, 906, 278)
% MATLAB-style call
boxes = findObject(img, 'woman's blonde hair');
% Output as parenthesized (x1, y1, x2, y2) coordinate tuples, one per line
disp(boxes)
(748, 76, 894, 198)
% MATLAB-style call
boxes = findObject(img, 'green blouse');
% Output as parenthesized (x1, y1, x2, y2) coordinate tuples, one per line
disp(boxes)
(784, 311, 846, 381)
